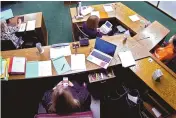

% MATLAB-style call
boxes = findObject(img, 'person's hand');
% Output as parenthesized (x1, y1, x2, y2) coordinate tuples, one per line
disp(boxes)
(53, 81, 63, 90)
(68, 81, 74, 87)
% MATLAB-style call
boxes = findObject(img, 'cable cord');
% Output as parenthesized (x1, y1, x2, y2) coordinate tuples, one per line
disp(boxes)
(75, 23, 89, 38)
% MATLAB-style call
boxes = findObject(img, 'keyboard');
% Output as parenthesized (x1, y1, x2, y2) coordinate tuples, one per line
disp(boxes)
(91, 51, 111, 63)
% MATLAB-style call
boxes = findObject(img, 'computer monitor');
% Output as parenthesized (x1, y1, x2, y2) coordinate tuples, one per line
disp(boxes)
(95, 37, 117, 57)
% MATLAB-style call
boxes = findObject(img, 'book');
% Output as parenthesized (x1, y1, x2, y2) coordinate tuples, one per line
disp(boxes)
(8, 57, 26, 75)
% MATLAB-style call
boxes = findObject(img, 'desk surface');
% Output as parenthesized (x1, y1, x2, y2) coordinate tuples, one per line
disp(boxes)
(130, 57, 176, 110)
(1, 34, 149, 80)
(70, 2, 148, 34)
(133, 21, 170, 51)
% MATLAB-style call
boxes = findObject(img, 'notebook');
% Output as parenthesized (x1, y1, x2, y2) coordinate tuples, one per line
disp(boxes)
(118, 51, 136, 68)
(52, 56, 71, 75)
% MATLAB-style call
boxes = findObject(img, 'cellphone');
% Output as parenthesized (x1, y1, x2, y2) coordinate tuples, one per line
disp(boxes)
(63, 77, 69, 87)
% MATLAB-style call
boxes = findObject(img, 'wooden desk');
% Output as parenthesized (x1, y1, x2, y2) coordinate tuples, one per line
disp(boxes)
(130, 56, 176, 110)
(70, 2, 148, 34)
(11, 12, 48, 46)
(1, 35, 149, 80)
(133, 21, 170, 51)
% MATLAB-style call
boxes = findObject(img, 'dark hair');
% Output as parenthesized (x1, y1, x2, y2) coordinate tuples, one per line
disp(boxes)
(86, 15, 100, 30)
(49, 85, 80, 114)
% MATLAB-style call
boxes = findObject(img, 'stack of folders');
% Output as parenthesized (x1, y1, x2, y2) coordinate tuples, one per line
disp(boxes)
(8, 57, 26, 75)
(25, 60, 52, 78)
(52, 56, 71, 75)
(0, 57, 10, 80)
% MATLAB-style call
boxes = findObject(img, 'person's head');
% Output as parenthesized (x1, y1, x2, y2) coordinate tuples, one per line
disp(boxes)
(49, 85, 80, 114)
(86, 15, 100, 30)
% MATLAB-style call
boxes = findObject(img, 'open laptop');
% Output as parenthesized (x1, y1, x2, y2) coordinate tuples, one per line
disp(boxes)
(87, 38, 117, 69)
(99, 21, 113, 34)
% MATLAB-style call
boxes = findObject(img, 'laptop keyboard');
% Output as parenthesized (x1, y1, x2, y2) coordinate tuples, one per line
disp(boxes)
(91, 51, 111, 63)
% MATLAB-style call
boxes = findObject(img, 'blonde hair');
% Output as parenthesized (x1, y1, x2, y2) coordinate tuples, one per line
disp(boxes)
(86, 15, 100, 30)
(49, 85, 80, 114)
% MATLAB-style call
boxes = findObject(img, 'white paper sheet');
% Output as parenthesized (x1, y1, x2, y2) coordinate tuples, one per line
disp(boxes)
(81, 6, 93, 16)
(71, 54, 86, 71)
(118, 51, 136, 68)
(26, 20, 36, 31)
(127, 94, 138, 104)
(103, 4, 113, 12)
(152, 108, 162, 118)
(11, 57, 26, 73)
(38, 60, 52, 77)
(50, 46, 71, 59)
(129, 14, 140, 22)
(18, 23, 26, 32)
(91, 11, 100, 18)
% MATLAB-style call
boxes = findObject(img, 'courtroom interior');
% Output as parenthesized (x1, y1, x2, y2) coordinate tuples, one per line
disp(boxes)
(1, 1, 176, 118)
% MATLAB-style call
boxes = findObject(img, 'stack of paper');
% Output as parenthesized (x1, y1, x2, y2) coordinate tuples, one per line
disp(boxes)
(103, 4, 113, 12)
(52, 56, 71, 75)
(26, 20, 36, 31)
(25, 60, 52, 78)
(118, 51, 136, 68)
(71, 54, 86, 71)
(50, 46, 71, 59)
(91, 11, 100, 18)
(129, 14, 140, 22)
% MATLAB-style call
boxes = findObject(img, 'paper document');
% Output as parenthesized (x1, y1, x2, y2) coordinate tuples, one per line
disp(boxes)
(26, 61, 39, 78)
(11, 57, 26, 73)
(103, 4, 113, 12)
(26, 20, 36, 31)
(152, 108, 161, 118)
(71, 54, 86, 71)
(50, 46, 71, 59)
(18, 23, 26, 32)
(118, 51, 136, 68)
(38, 60, 52, 77)
(91, 11, 100, 18)
(52, 56, 71, 75)
(127, 94, 138, 104)
(81, 6, 93, 16)
(129, 14, 140, 22)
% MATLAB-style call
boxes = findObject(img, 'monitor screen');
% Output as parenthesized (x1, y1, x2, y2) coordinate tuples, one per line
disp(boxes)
(105, 21, 112, 28)
(95, 37, 117, 57)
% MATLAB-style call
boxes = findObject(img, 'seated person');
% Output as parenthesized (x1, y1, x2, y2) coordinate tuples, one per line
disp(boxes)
(154, 34, 176, 62)
(82, 15, 102, 39)
(41, 80, 90, 114)
(1, 21, 24, 49)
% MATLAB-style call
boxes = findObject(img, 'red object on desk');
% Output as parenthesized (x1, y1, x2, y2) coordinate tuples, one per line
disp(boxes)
(8, 57, 26, 75)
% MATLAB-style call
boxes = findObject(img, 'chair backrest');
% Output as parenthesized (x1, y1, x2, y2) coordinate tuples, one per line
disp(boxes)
(34, 111, 93, 118)
(1, 40, 16, 51)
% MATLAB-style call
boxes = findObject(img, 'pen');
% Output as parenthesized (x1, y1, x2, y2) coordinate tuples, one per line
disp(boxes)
(61, 64, 65, 71)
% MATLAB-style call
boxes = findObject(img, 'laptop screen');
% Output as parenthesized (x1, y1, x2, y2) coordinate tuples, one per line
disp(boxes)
(95, 38, 117, 57)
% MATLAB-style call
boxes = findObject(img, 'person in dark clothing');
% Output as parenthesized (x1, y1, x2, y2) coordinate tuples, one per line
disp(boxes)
(82, 15, 103, 39)
(42, 80, 90, 114)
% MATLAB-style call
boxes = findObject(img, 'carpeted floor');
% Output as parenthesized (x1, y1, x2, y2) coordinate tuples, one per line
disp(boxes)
(1, 1, 176, 45)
